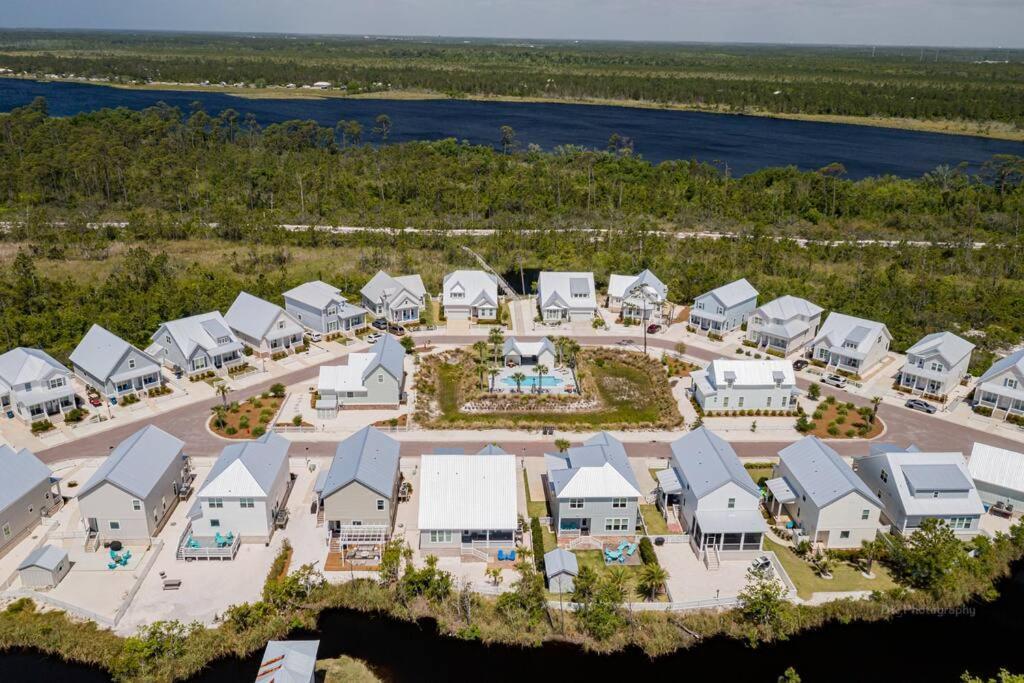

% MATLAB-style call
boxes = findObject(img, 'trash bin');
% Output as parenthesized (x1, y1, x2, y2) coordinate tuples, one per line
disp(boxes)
(654, 537, 665, 546)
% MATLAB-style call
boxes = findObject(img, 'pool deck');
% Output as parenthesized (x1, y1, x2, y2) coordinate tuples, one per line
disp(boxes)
(495, 366, 574, 393)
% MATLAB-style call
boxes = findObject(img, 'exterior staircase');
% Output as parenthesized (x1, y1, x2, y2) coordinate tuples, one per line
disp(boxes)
(703, 546, 721, 572)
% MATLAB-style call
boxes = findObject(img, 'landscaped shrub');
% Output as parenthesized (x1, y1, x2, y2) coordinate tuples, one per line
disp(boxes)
(242, 346, 254, 356)
(270, 383, 286, 398)
(271, 351, 287, 361)
(252, 426, 266, 437)
(735, 348, 744, 354)
(30, 420, 54, 434)
(638, 537, 658, 566)
(530, 517, 546, 573)
(291, 414, 303, 426)
(973, 405, 993, 417)
(225, 426, 237, 435)
(65, 407, 87, 422)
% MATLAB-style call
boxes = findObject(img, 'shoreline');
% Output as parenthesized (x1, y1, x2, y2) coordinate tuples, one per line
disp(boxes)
(5, 75, 1023, 143)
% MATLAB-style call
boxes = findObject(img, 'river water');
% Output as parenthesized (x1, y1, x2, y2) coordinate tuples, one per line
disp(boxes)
(1, 78, 1021, 179)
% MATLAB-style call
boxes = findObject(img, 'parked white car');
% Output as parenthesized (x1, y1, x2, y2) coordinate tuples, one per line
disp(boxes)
(822, 374, 848, 388)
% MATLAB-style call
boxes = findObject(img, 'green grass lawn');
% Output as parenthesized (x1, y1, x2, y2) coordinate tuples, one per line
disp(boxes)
(745, 465, 775, 487)
(640, 504, 670, 534)
(765, 537, 897, 600)
(571, 550, 666, 602)
(523, 472, 549, 519)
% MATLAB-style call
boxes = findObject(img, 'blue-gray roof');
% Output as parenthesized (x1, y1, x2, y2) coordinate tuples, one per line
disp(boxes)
(0, 445, 51, 513)
(979, 349, 1024, 384)
(777, 436, 879, 508)
(433, 447, 465, 454)
(320, 426, 400, 498)
(70, 324, 156, 384)
(477, 444, 507, 455)
(903, 464, 972, 492)
(364, 333, 405, 382)
(78, 426, 184, 500)
(18, 544, 67, 572)
(203, 431, 290, 497)
(259, 640, 320, 683)
(670, 427, 759, 499)
(224, 291, 301, 341)
(544, 548, 579, 578)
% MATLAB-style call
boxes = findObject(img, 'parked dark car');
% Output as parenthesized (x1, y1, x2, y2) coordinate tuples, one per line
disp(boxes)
(387, 324, 406, 337)
(792, 359, 809, 371)
(371, 318, 388, 330)
(646, 324, 663, 334)
(905, 398, 937, 414)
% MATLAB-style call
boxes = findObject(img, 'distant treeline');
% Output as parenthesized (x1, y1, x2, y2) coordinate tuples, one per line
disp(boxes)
(1, 31, 1023, 127)
(1, 98, 1023, 243)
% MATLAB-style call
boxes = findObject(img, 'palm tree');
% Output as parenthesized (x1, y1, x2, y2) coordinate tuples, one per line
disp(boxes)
(216, 383, 230, 408)
(604, 565, 631, 603)
(554, 438, 570, 452)
(474, 358, 487, 390)
(472, 340, 489, 363)
(533, 363, 548, 394)
(210, 404, 228, 430)
(637, 564, 669, 601)
(511, 372, 526, 393)
(563, 339, 581, 367)
(554, 336, 567, 366)
(870, 396, 883, 424)
(488, 366, 500, 392)
(488, 327, 504, 366)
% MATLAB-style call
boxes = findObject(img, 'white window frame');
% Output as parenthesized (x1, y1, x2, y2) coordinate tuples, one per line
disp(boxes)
(429, 530, 452, 543)
(569, 499, 584, 509)
(131, 499, 141, 511)
(727, 497, 736, 509)
(376, 499, 385, 511)
(209, 498, 223, 509)
(109, 521, 121, 530)
(604, 517, 629, 532)
(239, 498, 254, 509)
(611, 498, 627, 509)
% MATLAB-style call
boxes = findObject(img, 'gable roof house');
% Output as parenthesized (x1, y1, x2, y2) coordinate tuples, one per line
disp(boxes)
(691, 359, 798, 414)
(968, 442, 1024, 510)
(607, 269, 669, 322)
(973, 349, 1024, 420)
(418, 453, 517, 556)
(0, 347, 77, 424)
(190, 431, 292, 543)
(359, 271, 427, 324)
(148, 312, 244, 376)
(810, 312, 892, 377)
(224, 291, 305, 356)
(70, 324, 164, 400)
(544, 547, 579, 594)
(503, 337, 556, 368)
(545, 432, 643, 538)
(658, 427, 766, 560)
(443, 270, 499, 321)
(257, 640, 320, 683)
(898, 331, 975, 399)
(746, 295, 824, 356)
(78, 426, 189, 542)
(854, 444, 984, 537)
(689, 278, 759, 334)
(0, 446, 58, 557)
(537, 271, 597, 322)
(316, 334, 406, 414)
(316, 426, 401, 545)
(282, 280, 367, 335)
(767, 436, 883, 548)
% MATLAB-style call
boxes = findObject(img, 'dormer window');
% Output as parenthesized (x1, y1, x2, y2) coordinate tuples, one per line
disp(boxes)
(217, 336, 230, 344)
(48, 377, 65, 390)
(929, 362, 943, 372)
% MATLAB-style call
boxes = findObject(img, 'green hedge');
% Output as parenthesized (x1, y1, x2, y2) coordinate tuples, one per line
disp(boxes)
(639, 537, 658, 566)
(531, 517, 546, 573)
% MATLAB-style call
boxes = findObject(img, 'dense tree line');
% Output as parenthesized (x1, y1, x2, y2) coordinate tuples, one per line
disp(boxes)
(1, 99, 1023, 243)
(1, 31, 1022, 126)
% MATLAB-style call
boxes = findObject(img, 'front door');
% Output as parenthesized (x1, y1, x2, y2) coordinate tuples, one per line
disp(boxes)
(581, 518, 590, 536)
(87, 517, 98, 533)
(462, 530, 472, 544)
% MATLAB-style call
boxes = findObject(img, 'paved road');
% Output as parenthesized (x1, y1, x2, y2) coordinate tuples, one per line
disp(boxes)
(35, 332, 1024, 465)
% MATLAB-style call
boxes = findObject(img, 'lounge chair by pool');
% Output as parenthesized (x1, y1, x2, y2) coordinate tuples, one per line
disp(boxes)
(497, 549, 506, 561)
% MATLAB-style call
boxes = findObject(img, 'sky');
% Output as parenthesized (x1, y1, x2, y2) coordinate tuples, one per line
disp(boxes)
(2, 0, 1022, 49)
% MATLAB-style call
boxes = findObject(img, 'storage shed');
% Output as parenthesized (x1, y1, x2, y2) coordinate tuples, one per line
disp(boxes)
(18, 544, 70, 589)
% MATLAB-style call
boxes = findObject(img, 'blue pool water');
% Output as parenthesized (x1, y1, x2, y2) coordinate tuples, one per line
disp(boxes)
(500, 375, 564, 388)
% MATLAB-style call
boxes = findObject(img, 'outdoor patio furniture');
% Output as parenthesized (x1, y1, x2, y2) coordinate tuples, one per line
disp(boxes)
(162, 579, 182, 590)
(625, 543, 638, 557)
(108, 562, 118, 570)
(109, 549, 119, 560)
(122, 550, 132, 561)
(604, 549, 622, 563)
(497, 549, 506, 561)
(508, 550, 516, 561)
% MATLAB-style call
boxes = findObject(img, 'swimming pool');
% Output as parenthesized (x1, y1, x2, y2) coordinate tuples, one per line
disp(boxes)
(500, 375, 565, 388)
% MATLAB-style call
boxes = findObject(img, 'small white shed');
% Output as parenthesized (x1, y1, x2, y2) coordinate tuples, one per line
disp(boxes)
(18, 545, 70, 589)
(544, 548, 579, 594)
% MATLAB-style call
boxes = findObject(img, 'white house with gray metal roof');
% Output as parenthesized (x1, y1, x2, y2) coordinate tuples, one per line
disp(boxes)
(746, 295, 823, 356)
(257, 640, 319, 683)
(148, 311, 244, 377)
(691, 359, 798, 414)
(854, 444, 984, 537)
(316, 426, 401, 546)
(898, 331, 975, 398)
(78, 425, 189, 542)
(442, 270, 499, 321)
(0, 347, 77, 424)
(17, 544, 70, 589)
(810, 312, 892, 376)
(418, 453, 517, 555)
(545, 432, 643, 539)
(658, 427, 766, 563)
(537, 271, 597, 322)
(689, 278, 758, 334)
(316, 334, 406, 413)
(360, 271, 427, 324)
(190, 431, 292, 543)
(282, 280, 367, 335)
(607, 269, 668, 323)
(70, 324, 164, 400)
(544, 547, 579, 594)
(224, 291, 305, 357)
(0, 446, 58, 557)
(972, 349, 1024, 421)
(767, 436, 883, 548)
(968, 442, 1024, 511)
(503, 337, 556, 368)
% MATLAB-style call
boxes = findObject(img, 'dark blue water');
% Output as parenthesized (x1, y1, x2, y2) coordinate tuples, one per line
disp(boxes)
(1, 78, 1021, 179)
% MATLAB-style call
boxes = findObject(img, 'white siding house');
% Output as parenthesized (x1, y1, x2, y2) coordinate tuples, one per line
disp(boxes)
(190, 432, 292, 543)
(898, 331, 975, 399)
(537, 272, 597, 322)
(0, 446, 58, 558)
(0, 347, 77, 424)
(766, 436, 883, 548)
(691, 359, 798, 414)
(283, 280, 367, 335)
(745, 295, 824, 356)
(607, 269, 668, 322)
(968, 442, 1024, 511)
(657, 427, 766, 562)
(442, 270, 499, 321)
(503, 337, 556, 368)
(854, 444, 984, 537)
(70, 324, 164, 400)
(810, 312, 892, 377)
(359, 271, 426, 324)
(224, 291, 305, 356)
(148, 312, 244, 377)
(689, 278, 758, 334)
(972, 349, 1024, 421)
(316, 334, 406, 413)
